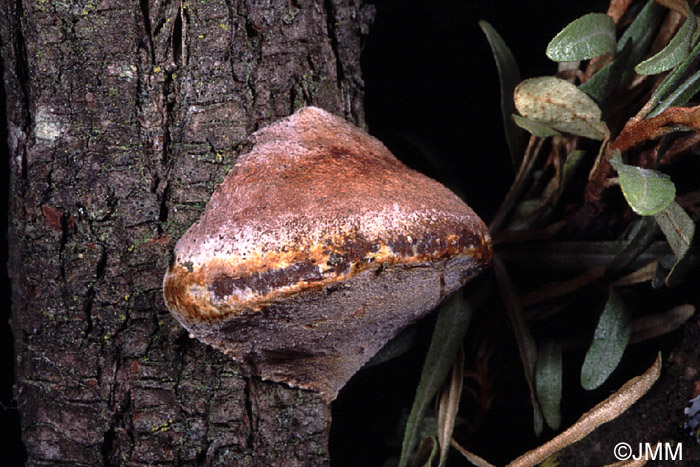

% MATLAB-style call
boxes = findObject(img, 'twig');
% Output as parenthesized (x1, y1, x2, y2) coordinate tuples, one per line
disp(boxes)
(489, 136, 545, 233)
(450, 438, 496, 467)
(520, 266, 606, 306)
(612, 105, 700, 154)
(506, 354, 662, 467)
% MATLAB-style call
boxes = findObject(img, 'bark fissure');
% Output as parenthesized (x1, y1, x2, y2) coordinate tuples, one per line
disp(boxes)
(242, 375, 256, 451)
(172, 6, 184, 68)
(138, 0, 156, 64)
(82, 246, 107, 340)
(323, 0, 345, 84)
(10, 0, 30, 181)
(227, 0, 262, 127)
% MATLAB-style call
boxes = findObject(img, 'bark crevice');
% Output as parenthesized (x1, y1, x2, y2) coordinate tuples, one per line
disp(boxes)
(323, 0, 345, 84)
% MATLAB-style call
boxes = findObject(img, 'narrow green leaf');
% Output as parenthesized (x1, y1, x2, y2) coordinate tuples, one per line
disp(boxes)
(648, 39, 700, 116)
(437, 348, 464, 467)
(580, 41, 632, 105)
(493, 256, 543, 435)
(579, 57, 618, 105)
(618, 0, 664, 54)
(635, 12, 697, 75)
(581, 289, 632, 390)
(618, 0, 665, 84)
(399, 293, 472, 467)
(654, 200, 695, 286)
(536, 341, 563, 430)
(611, 152, 676, 216)
(608, 216, 659, 273)
(546, 13, 616, 62)
(650, 68, 700, 117)
(514, 76, 609, 140)
(479, 20, 525, 164)
(512, 114, 562, 137)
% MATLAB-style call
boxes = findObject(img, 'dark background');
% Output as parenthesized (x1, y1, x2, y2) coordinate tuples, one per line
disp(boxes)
(360, 0, 607, 219)
(0, 1, 608, 465)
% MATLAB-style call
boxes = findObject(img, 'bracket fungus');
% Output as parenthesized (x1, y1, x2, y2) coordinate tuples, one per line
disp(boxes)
(163, 107, 492, 401)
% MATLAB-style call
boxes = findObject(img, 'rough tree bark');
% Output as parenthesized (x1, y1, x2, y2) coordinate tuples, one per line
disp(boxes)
(1, 0, 373, 464)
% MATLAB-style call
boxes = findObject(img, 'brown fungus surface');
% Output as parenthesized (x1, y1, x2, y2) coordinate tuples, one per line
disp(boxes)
(163, 106, 492, 400)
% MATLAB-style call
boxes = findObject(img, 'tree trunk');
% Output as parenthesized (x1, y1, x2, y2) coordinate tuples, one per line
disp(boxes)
(1, 0, 373, 464)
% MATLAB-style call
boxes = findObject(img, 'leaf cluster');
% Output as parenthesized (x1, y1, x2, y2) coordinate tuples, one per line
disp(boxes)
(398, 1, 700, 465)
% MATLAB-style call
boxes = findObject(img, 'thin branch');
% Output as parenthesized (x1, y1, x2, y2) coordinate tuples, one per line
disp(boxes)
(506, 354, 661, 467)
(489, 136, 545, 233)
(612, 105, 700, 154)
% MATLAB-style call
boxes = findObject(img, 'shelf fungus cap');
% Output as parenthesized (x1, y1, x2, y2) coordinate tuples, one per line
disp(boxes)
(163, 107, 492, 401)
